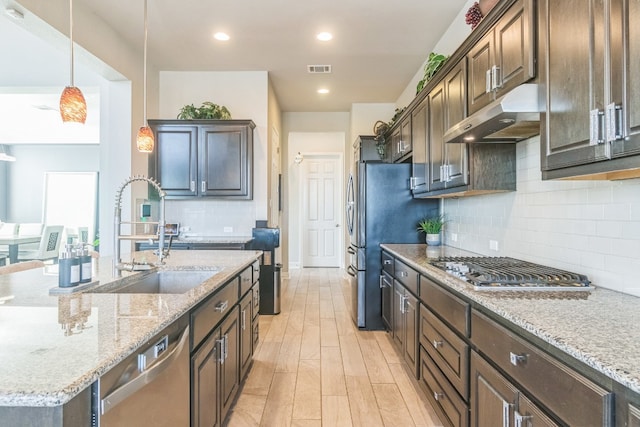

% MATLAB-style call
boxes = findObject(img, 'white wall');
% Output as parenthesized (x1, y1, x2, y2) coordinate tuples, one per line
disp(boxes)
(287, 132, 345, 268)
(349, 103, 397, 145)
(443, 137, 640, 296)
(158, 71, 269, 235)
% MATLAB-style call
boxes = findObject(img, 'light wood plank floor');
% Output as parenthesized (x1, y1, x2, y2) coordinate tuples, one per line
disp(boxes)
(227, 268, 444, 427)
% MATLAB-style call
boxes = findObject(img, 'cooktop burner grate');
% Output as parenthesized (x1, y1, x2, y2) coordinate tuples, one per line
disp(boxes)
(430, 256, 592, 290)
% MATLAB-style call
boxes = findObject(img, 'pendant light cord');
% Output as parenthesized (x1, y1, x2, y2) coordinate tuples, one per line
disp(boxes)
(143, 0, 148, 124)
(69, 0, 75, 86)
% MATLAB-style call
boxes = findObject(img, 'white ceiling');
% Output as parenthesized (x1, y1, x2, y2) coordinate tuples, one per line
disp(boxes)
(0, 0, 469, 142)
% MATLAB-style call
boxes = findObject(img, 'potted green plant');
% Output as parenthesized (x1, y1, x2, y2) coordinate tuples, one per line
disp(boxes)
(416, 52, 449, 94)
(177, 102, 232, 119)
(417, 215, 445, 246)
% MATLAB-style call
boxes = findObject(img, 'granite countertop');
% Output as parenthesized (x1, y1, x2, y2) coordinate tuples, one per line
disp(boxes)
(0, 250, 261, 407)
(382, 243, 640, 395)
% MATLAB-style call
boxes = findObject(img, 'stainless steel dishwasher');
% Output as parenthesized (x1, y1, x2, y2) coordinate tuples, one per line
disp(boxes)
(93, 315, 190, 426)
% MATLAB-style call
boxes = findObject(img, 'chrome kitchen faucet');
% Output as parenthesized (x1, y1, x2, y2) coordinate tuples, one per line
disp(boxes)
(113, 175, 167, 277)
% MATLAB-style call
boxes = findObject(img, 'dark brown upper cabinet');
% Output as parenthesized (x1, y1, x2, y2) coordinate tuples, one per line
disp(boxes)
(540, 0, 640, 180)
(149, 120, 255, 199)
(467, 0, 535, 115)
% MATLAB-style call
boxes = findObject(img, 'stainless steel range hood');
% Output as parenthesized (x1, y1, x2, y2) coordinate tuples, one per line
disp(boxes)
(444, 84, 542, 144)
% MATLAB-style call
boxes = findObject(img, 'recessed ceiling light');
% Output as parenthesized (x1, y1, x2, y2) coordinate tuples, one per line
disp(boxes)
(317, 88, 330, 94)
(214, 32, 230, 41)
(316, 32, 333, 41)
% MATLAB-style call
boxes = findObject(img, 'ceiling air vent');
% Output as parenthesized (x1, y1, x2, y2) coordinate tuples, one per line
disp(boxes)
(307, 65, 332, 74)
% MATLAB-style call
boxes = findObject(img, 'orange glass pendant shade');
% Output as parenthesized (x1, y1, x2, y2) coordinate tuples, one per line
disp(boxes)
(136, 126, 155, 153)
(59, 86, 87, 123)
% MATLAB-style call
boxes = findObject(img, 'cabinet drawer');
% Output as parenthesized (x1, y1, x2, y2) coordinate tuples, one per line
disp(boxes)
(394, 259, 419, 296)
(420, 347, 469, 427)
(381, 251, 394, 275)
(192, 278, 239, 349)
(240, 266, 253, 297)
(472, 310, 613, 426)
(420, 304, 469, 400)
(420, 275, 470, 337)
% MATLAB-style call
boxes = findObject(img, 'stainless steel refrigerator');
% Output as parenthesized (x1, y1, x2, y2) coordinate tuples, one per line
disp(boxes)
(346, 136, 438, 330)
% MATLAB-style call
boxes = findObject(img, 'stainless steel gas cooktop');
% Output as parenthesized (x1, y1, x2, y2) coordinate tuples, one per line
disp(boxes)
(430, 256, 594, 291)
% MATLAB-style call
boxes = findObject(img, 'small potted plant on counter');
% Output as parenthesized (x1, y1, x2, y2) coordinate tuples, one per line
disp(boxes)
(417, 215, 445, 246)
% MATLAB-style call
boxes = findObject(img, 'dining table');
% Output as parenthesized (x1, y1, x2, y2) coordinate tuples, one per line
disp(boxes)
(0, 235, 41, 264)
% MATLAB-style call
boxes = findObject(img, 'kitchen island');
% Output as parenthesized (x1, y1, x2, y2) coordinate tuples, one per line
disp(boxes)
(382, 243, 640, 426)
(0, 250, 261, 424)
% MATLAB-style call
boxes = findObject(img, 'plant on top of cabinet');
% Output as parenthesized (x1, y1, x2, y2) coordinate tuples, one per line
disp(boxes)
(416, 53, 449, 94)
(177, 102, 232, 120)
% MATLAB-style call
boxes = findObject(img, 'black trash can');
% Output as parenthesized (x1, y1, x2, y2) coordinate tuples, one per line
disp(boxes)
(250, 226, 281, 315)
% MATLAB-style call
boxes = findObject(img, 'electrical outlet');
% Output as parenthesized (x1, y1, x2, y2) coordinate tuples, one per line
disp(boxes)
(451, 233, 458, 242)
(223, 226, 233, 233)
(490, 240, 499, 251)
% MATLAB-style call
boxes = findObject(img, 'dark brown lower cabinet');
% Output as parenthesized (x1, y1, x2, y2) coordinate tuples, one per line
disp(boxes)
(192, 328, 221, 427)
(191, 307, 240, 427)
(392, 280, 419, 377)
(380, 271, 393, 331)
(239, 292, 253, 379)
(470, 351, 558, 427)
(420, 347, 469, 427)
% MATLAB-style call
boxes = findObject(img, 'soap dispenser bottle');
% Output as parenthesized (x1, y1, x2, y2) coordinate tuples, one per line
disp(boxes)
(58, 244, 80, 288)
(78, 244, 92, 284)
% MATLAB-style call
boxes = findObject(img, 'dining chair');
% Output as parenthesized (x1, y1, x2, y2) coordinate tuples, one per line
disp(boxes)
(0, 223, 18, 256)
(78, 226, 89, 244)
(0, 260, 45, 275)
(17, 225, 64, 264)
(17, 223, 45, 252)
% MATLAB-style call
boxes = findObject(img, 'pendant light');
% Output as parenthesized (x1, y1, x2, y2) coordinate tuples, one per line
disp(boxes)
(59, 0, 87, 124)
(136, 0, 154, 153)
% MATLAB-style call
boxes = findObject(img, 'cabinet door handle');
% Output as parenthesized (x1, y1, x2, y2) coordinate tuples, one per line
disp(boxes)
(491, 65, 501, 90)
(214, 300, 229, 312)
(433, 391, 444, 401)
(486, 69, 493, 93)
(399, 295, 405, 314)
(201, 180, 206, 193)
(509, 351, 528, 366)
(432, 340, 443, 349)
(514, 411, 532, 427)
(590, 109, 605, 146)
(190, 180, 196, 192)
(217, 338, 225, 364)
(242, 309, 247, 330)
(379, 276, 384, 289)
(224, 334, 229, 360)
(605, 103, 624, 142)
(398, 271, 408, 278)
(503, 401, 511, 427)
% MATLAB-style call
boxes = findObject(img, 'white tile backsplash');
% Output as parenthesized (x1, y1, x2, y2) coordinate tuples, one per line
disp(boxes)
(443, 136, 640, 297)
(165, 199, 256, 237)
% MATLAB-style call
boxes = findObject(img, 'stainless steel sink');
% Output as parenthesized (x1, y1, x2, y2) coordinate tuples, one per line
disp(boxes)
(90, 269, 220, 294)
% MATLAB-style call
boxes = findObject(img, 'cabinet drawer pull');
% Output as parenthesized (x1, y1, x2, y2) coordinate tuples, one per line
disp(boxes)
(433, 391, 444, 401)
(214, 300, 229, 312)
(201, 180, 206, 193)
(503, 401, 511, 427)
(383, 259, 392, 265)
(432, 340, 444, 349)
(509, 351, 527, 366)
(190, 180, 196, 192)
(486, 69, 492, 93)
(242, 309, 247, 330)
(398, 271, 408, 278)
(491, 65, 501, 90)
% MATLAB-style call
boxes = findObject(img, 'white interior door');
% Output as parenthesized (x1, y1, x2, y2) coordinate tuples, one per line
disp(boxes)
(302, 154, 341, 267)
